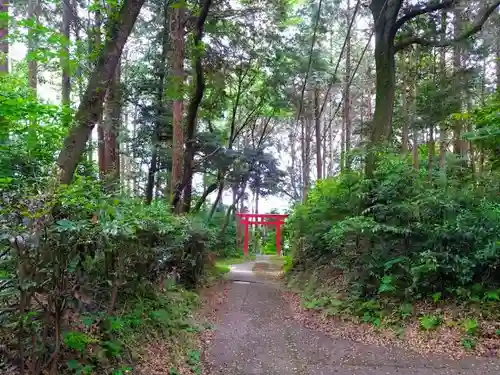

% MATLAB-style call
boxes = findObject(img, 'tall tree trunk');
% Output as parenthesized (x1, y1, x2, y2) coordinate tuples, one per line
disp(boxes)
(102, 62, 121, 188)
(146, 1, 169, 204)
(28, 0, 40, 91)
(0, 0, 9, 73)
(94, 9, 106, 178)
(411, 60, 419, 170)
(209, 172, 224, 218)
(439, 12, 447, 171)
(428, 124, 435, 176)
(314, 87, 322, 179)
(412, 128, 419, 170)
(289, 126, 299, 199)
(401, 57, 409, 155)
(146, 146, 158, 204)
(61, 0, 71, 124)
(179, 0, 212, 213)
(254, 183, 259, 215)
(467, 95, 475, 176)
(302, 115, 311, 201)
(366, 0, 399, 177)
(169, 3, 186, 209)
(343, 0, 352, 171)
(56, 0, 146, 185)
(452, 8, 464, 157)
(73, 0, 84, 101)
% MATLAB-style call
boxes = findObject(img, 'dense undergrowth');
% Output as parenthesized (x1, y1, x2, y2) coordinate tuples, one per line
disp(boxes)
(0, 177, 231, 374)
(286, 150, 500, 350)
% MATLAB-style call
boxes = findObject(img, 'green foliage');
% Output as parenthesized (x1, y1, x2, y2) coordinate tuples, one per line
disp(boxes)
(462, 318, 479, 336)
(461, 336, 476, 350)
(419, 315, 442, 331)
(262, 230, 278, 255)
(0, 176, 217, 373)
(187, 349, 201, 374)
(214, 264, 231, 275)
(59, 283, 199, 374)
(282, 255, 293, 273)
(464, 92, 500, 170)
(0, 73, 65, 188)
(287, 152, 500, 302)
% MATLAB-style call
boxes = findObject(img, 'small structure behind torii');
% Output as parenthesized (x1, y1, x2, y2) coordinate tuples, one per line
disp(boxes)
(235, 213, 289, 256)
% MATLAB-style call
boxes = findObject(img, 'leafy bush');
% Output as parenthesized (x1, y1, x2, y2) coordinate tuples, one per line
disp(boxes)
(0, 177, 218, 373)
(287, 153, 500, 301)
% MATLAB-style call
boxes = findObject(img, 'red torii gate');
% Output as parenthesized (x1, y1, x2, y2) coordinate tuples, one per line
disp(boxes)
(235, 213, 288, 256)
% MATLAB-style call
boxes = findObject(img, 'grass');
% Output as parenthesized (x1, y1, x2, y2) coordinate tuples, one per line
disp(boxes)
(214, 264, 231, 275)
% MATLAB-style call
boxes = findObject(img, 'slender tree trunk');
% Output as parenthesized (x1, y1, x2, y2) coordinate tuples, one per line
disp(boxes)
(194, 182, 217, 212)
(254, 183, 259, 215)
(412, 129, 419, 170)
(314, 87, 322, 179)
(179, 0, 212, 213)
(94, 9, 106, 178)
(61, 0, 71, 124)
(452, 8, 464, 157)
(209, 172, 225, 218)
(438, 12, 447, 171)
(428, 124, 435, 176)
(169, 3, 186, 208)
(122, 107, 129, 192)
(327, 106, 333, 176)
(146, 1, 169, 204)
(146, 147, 158, 204)
(102, 62, 121, 188)
(73, 0, 84, 101)
(411, 62, 419, 170)
(0, 0, 8, 73)
(28, 0, 40, 91)
(401, 60, 409, 155)
(289, 127, 299, 199)
(467, 96, 475, 176)
(302, 115, 311, 201)
(343, 0, 352, 170)
(56, 0, 146, 185)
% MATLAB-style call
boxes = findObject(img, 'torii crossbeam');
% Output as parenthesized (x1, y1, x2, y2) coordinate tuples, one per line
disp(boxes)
(235, 213, 289, 256)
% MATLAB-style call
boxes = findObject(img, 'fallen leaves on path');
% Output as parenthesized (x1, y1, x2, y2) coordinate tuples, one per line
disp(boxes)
(197, 281, 230, 375)
(282, 290, 500, 360)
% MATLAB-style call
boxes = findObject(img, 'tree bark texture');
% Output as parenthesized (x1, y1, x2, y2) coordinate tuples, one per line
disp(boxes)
(146, 0, 169, 204)
(169, 3, 186, 208)
(343, 0, 352, 170)
(102, 62, 121, 187)
(314, 87, 322, 179)
(178, 0, 212, 213)
(56, 0, 146, 185)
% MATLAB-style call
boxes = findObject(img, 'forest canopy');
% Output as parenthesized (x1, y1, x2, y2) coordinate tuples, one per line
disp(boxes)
(1, 0, 500, 372)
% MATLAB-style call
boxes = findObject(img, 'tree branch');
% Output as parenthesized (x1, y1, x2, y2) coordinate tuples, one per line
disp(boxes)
(394, 0, 500, 52)
(394, 0, 456, 32)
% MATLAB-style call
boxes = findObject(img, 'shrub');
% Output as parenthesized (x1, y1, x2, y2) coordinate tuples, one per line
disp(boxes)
(287, 153, 500, 300)
(0, 177, 217, 373)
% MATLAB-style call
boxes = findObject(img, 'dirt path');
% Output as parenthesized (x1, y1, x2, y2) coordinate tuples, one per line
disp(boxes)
(203, 256, 500, 375)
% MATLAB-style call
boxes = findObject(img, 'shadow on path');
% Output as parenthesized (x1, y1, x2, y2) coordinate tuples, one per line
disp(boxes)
(204, 255, 500, 375)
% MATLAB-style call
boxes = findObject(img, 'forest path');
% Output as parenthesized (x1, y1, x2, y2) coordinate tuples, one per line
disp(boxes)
(203, 255, 500, 375)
